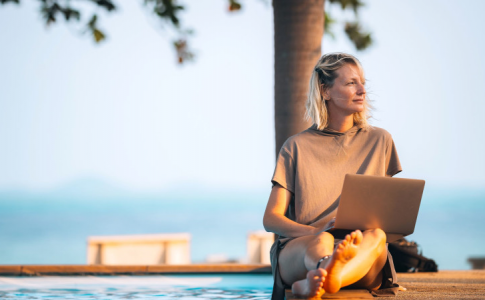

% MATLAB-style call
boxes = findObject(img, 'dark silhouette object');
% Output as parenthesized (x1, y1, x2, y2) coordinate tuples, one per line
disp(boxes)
(388, 238, 438, 272)
(467, 257, 485, 270)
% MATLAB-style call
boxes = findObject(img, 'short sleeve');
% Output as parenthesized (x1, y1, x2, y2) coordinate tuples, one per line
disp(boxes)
(271, 147, 296, 193)
(385, 137, 402, 177)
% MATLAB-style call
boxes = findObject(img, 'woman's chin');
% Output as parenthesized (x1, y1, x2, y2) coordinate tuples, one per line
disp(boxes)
(351, 104, 365, 113)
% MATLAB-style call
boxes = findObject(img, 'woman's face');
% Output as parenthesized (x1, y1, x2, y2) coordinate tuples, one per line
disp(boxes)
(323, 63, 366, 115)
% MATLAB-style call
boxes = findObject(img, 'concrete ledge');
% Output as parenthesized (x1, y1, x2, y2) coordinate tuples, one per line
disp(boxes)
(0, 264, 272, 276)
(0, 266, 21, 276)
(147, 264, 271, 273)
(21, 265, 148, 276)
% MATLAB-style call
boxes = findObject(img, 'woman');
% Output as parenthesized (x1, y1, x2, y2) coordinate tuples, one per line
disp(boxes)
(263, 53, 401, 299)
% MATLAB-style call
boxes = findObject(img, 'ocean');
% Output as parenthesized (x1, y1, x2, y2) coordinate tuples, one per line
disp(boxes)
(0, 185, 483, 270)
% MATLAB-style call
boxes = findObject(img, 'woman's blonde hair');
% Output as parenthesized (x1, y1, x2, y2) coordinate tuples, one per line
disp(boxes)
(305, 52, 372, 131)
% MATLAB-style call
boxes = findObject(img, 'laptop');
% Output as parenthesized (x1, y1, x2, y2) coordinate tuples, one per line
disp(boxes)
(325, 174, 425, 243)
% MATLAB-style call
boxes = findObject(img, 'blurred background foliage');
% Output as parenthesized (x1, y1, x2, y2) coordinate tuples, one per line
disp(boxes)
(0, 0, 373, 63)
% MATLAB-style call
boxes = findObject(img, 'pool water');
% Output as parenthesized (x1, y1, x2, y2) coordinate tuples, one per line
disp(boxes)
(0, 274, 274, 299)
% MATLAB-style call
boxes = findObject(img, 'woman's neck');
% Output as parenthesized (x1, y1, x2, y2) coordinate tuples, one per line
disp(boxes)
(326, 114, 354, 133)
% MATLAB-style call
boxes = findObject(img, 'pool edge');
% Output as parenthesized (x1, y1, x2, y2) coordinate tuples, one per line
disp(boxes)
(0, 264, 272, 276)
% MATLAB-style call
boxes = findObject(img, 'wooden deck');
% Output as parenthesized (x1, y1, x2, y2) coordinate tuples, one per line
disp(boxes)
(396, 270, 485, 299)
(285, 270, 485, 299)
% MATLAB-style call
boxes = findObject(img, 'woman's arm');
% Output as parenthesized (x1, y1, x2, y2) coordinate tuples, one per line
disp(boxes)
(263, 184, 318, 238)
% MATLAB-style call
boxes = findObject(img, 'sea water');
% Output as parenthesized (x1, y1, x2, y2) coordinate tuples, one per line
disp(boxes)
(0, 185, 483, 270)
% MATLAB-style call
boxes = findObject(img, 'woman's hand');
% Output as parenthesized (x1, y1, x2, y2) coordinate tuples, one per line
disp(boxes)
(312, 217, 336, 235)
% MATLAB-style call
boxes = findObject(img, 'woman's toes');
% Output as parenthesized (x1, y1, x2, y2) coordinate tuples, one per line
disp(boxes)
(354, 230, 363, 244)
(316, 268, 326, 277)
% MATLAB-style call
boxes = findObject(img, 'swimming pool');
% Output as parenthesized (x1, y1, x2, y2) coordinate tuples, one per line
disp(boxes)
(0, 274, 274, 299)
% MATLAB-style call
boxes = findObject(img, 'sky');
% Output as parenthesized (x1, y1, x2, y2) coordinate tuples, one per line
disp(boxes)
(0, 0, 484, 193)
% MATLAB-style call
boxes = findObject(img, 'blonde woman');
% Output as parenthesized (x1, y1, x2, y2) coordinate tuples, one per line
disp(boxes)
(264, 53, 401, 299)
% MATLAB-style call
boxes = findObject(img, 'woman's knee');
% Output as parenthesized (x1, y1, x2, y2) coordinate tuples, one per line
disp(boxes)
(306, 232, 334, 252)
(314, 231, 335, 245)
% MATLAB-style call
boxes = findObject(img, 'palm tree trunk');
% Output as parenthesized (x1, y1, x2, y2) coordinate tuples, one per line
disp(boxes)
(273, 0, 324, 157)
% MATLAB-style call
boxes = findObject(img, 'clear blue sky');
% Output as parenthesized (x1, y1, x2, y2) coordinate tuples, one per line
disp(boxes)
(1, 0, 484, 192)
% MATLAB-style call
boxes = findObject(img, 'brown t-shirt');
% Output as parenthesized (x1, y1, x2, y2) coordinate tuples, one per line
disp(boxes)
(271, 125, 402, 236)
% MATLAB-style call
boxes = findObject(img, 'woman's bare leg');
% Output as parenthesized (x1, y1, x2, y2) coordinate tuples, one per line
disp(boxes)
(278, 232, 335, 297)
(321, 228, 387, 293)
(278, 228, 388, 296)
(291, 268, 327, 298)
(321, 230, 363, 293)
(344, 229, 388, 290)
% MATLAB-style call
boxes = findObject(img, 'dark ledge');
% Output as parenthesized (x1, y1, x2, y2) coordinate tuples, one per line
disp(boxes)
(0, 264, 272, 276)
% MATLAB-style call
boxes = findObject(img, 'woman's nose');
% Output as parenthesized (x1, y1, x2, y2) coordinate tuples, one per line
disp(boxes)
(358, 83, 366, 95)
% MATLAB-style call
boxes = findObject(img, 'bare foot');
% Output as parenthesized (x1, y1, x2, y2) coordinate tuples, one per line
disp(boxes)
(291, 268, 327, 299)
(323, 230, 363, 294)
